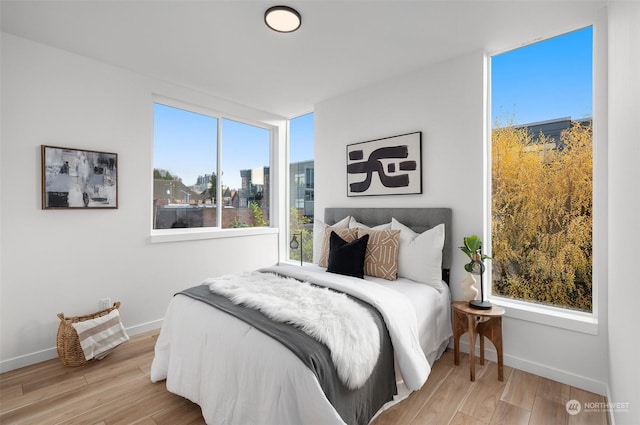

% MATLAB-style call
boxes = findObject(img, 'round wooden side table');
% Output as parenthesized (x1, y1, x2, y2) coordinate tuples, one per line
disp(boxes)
(451, 300, 505, 381)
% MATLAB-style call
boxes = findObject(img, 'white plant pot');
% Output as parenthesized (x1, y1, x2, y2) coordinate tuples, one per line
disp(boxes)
(459, 272, 479, 301)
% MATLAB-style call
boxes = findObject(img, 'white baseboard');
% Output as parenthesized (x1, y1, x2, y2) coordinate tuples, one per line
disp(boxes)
(0, 346, 59, 375)
(0, 319, 163, 374)
(125, 318, 164, 337)
(453, 340, 609, 396)
(605, 384, 616, 425)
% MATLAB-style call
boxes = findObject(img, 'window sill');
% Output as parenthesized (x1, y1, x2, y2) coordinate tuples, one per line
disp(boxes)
(150, 227, 279, 244)
(490, 296, 598, 335)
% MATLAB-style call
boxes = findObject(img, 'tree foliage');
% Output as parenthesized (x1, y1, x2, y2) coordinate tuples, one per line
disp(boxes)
(208, 173, 217, 201)
(250, 202, 267, 227)
(492, 121, 593, 311)
(289, 207, 313, 263)
(153, 168, 176, 180)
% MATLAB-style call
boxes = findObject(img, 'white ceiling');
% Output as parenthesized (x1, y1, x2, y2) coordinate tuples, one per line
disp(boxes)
(1, 1, 605, 118)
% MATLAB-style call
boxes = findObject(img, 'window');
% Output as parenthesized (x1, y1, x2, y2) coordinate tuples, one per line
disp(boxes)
(221, 118, 271, 228)
(288, 113, 314, 263)
(490, 27, 593, 313)
(153, 102, 272, 230)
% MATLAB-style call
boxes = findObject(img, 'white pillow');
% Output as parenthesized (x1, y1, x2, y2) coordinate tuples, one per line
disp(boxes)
(348, 217, 391, 230)
(391, 218, 445, 292)
(313, 216, 350, 264)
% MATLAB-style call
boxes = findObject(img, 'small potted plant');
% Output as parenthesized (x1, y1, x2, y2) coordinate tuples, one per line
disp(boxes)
(459, 235, 493, 309)
(459, 235, 492, 273)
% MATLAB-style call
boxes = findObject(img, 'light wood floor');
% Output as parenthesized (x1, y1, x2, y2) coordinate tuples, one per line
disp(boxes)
(0, 330, 608, 425)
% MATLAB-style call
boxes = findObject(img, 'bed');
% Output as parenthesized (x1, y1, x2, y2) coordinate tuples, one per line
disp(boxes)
(150, 207, 453, 425)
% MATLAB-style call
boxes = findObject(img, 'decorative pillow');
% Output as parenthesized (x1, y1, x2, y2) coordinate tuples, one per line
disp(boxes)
(327, 232, 370, 279)
(313, 216, 350, 264)
(391, 218, 445, 292)
(71, 309, 129, 361)
(357, 229, 400, 281)
(319, 228, 358, 267)
(348, 217, 392, 230)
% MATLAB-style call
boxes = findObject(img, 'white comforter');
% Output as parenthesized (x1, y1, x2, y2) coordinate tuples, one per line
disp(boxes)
(150, 265, 451, 425)
(206, 271, 381, 390)
(259, 266, 430, 391)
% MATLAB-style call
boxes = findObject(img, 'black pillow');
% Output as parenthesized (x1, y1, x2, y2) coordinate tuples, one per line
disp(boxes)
(327, 231, 370, 279)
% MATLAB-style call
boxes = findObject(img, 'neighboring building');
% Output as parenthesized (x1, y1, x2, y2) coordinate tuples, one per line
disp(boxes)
(194, 173, 214, 194)
(221, 186, 234, 206)
(517, 116, 591, 149)
(237, 166, 270, 222)
(152, 178, 202, 206)
(290, 160, 314, 219)
(153, 167, 271, 229)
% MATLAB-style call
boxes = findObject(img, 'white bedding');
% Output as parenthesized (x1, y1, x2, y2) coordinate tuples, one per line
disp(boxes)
(150, 265, 452, 425)
(362, 270, 452, 365)
(206, 271, 381, 390)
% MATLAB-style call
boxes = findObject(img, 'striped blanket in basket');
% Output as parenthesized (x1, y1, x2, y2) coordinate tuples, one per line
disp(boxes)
(71, 309, 129, 360)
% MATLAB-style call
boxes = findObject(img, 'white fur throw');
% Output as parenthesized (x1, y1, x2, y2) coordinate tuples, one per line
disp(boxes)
(205, 271, 380, 390)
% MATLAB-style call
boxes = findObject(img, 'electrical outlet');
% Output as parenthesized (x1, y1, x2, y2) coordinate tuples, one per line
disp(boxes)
(100, 298, 111, 310)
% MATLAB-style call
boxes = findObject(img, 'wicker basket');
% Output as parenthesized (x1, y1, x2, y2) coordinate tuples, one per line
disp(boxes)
(56, 301, 121, 367)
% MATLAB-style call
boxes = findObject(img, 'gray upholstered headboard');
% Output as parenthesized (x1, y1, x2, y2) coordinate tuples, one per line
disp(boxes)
(324, 207, 452, 284)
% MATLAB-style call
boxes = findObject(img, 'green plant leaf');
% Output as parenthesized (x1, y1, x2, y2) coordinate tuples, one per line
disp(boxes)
(464, 235, 482, 252)
(459, 235, 492, 264)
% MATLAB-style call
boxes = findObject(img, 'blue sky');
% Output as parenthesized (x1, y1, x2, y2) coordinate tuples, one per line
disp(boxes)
(491, 26, 592, 126)
(154, 103, 217, 187)
(221, 119, 271, 189)
(155, 26, 591, 188)
(289, 112, 314, 163)
(154, 107, 313, 188)
(155, 106, 314, 189)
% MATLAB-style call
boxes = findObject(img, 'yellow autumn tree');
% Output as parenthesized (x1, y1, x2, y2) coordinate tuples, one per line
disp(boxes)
(491, 121, 592, 311)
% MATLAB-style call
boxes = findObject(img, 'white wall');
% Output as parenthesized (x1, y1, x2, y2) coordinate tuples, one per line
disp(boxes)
(314, 43, 612, 395)
(0, 34, 284, 371)
(607, 2, 640, 424)
(316, 51, 485, 284)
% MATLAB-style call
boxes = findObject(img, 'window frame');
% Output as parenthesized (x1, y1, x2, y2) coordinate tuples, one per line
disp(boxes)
(150, 95, 279, 243)
(484, 25, 602, 335)
(284, 112, 314, 265)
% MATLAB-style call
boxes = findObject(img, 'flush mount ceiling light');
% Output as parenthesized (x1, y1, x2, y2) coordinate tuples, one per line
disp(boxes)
(264, 5, 301, 33)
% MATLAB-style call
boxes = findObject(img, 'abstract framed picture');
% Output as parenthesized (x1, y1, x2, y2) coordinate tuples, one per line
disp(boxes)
(41, 145, 118, 209)
(347, 132, 422, 197)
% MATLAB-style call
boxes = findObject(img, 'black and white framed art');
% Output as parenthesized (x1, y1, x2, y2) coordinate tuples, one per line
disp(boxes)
(346, 132, 422, 197)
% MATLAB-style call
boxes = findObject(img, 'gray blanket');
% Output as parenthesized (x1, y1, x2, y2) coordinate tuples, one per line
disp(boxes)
(178, 279, 396, 425)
